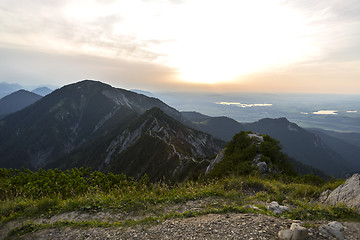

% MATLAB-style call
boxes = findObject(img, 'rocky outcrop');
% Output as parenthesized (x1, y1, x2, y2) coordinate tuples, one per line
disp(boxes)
(323, 173, 360, 211)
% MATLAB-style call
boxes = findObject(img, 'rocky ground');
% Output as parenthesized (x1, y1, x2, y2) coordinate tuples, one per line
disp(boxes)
(2, 174, 360, 240)
(2, 211, 360, 240)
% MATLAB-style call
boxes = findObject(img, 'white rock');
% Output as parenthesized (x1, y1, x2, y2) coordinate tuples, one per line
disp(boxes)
(244, 204, 260, 211)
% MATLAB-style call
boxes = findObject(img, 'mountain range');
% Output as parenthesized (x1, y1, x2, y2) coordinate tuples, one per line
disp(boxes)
(0, 80, 359, 179)
(0, 81, 222, 181)
(183, 113, 360, 177)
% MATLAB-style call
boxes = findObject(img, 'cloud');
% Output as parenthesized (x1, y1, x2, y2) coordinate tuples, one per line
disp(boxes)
(0, 0, 166, 61)
(1, 0, 360, 92)
(0, 47, 178, 90)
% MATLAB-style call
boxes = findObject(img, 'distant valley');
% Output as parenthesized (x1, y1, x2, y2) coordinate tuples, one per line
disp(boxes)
(156, 92, 360, 133)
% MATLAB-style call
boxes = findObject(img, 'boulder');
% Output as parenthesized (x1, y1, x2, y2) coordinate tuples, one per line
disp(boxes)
(257, 162, 268, 174)
(319, 221, 345, 240)
(278, 223, 308, 240)
(266, 201, 288, 214)
(324, 173, 360, 210)
(278, 229, 292, 240)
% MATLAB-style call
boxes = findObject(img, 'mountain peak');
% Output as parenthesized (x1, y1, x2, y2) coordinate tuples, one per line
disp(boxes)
(32, 87, 53, 96)
(0, 90, 42, 118)
(258, 117, 290, 124)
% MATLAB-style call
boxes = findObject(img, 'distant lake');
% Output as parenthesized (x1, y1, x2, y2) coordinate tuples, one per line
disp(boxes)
(312, 110, 338, 115)
(216, 102, 272, 108)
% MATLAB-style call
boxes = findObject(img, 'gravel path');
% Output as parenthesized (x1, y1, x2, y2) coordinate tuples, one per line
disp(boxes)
(7, 213, 360, 240)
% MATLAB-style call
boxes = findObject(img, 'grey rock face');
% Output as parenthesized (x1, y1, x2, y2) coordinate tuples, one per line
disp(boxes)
(266, 201, 288, 215)
(319, 189, 332, 203)
(205, 150, 224, 174)
(324, 173, 360, 210)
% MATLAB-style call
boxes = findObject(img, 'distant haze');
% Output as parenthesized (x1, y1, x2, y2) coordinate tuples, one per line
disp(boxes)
(1, 0, 360, 93)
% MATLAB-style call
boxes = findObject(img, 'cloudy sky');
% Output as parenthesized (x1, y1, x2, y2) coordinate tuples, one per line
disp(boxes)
(1, 0, 360, 93)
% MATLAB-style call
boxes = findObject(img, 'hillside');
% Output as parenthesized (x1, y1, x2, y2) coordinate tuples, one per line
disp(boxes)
(308, 129, 360, 173)
(51, 108, 224, 182)
(308, 128, 360, 148)
(243, 118, 352, 177)
(182, 111, 356, 177)
(182, 111, 244, 141)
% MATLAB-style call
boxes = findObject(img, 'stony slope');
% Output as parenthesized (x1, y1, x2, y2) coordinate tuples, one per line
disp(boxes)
(55, 108, 224, 182)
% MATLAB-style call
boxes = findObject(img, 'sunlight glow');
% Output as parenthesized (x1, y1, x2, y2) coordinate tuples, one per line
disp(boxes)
(63, 0, 324, 84)
(158, 1, 322, 84)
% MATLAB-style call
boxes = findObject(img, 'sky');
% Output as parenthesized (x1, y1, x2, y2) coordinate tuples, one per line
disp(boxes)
(1, 0, 360, 93)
